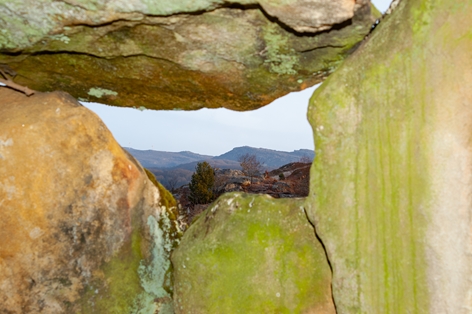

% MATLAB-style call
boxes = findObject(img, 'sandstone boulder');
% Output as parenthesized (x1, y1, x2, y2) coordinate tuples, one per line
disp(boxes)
(0, 88, 180, 313)
(172, 193, 334, 313)
(307, 0, 472, 311)
(0, 1, 379, 111)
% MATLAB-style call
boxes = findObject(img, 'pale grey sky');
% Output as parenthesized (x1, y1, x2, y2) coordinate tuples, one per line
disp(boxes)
(82, 0, 392, 156)
(83, 85, 318, 156)
(373, 0, 393, 13)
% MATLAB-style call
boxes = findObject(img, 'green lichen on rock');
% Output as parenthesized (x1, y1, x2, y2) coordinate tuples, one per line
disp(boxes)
(132, 215, 175, 314)
(145, 169, 179, 224)
(77, 171, 180, 314)
(87, 87, 118, 99)
(77, 207, 177, 314)
(262, 23, 298, 75)
(172, 193, 335, 313)
(50, 34, 71, 44)
(306, 0, 472, 312)
(78, 217, 144, 313)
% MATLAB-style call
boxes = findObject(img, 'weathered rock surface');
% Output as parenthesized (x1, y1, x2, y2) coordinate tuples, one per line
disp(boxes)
(0, 0, 361, 50)
(307, 0, 472, 312)
(0, 88, 180, 313)
(0, 0, 379, 111)
(172, 193, 334, 313)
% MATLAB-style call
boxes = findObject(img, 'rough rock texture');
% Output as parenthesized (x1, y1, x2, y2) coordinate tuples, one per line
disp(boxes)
(172, 193, 334, 313)
(0, 0, 361, 47)
(307, 0, 472, 312)
(0, 88, 180, 313)
(0, 0, 379, 111)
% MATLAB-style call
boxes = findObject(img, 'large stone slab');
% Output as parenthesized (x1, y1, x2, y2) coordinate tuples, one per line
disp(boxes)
(0, 88, 180, 313)
(307, 0, 472, 312)
(172, 193, 334, 313)
(0, 0, 361, 50)
(0, 1, 378, 111)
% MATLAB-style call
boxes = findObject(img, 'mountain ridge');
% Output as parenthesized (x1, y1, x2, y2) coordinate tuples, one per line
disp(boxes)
(124, 147, 213, 168)
(125, 146, 314, 169)
(213, 146, 314, 168)
(126, 146, 314, 190)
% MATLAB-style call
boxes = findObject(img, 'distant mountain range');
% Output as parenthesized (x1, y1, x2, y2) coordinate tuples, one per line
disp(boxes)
(213, 146, 314, 169)
(125, 146, 314, 189)
(125, 146, 314, 170)
(125, 148, 212, 168)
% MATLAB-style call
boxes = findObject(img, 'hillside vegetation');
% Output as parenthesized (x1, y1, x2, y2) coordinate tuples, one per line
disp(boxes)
(126, 146, 314, 190)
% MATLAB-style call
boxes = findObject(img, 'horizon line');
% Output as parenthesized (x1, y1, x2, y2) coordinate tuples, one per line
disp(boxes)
(123, 145, 315, 156)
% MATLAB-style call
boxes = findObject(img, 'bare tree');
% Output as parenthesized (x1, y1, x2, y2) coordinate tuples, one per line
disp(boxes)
(213, 168, 229, 197)
(238, 153, 263, 184)
(167, 175, 179, 193)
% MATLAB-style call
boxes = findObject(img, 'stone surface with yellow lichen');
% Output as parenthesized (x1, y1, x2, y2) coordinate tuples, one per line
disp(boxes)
(172, 193, 334, 313)
(307, 0, 472, 312)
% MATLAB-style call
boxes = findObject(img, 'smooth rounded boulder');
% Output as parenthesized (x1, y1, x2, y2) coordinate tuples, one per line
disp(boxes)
(0, 88, 180, 313)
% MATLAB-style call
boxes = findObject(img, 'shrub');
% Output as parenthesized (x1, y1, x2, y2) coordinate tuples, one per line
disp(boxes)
(188, 161, 215, 205)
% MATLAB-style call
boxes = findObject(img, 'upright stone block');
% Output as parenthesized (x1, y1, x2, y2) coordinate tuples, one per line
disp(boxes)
(307, 0, 472, 312)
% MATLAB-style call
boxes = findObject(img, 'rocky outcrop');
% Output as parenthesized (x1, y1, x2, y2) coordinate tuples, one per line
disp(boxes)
(0, 88, 180, 313)
(307, 0, 472, 312)
(0, 1, 379, 111)
(172, 193, 334, 313)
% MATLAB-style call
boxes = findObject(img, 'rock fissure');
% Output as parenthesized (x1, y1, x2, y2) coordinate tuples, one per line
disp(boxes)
(302, 205, 338, 312)
(299, 44, 348, 53)
(23, 50, 183, 67)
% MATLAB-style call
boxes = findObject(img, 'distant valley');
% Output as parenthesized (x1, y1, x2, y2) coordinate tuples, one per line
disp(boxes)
(125, 146, 314, 189)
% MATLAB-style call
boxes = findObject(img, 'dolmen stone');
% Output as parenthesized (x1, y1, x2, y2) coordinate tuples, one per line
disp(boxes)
(0, 88, 180, 313)
(172, 193, 334, 313)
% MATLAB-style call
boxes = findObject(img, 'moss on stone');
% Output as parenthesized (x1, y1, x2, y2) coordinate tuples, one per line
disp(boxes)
(73, 169, 181, 314)
(82, 204, 177, 312)
(77, 204, 145, 313)
(305, 0, 472, 311)
(172, 193, 334, 313)
(145, 169, 178, 220)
